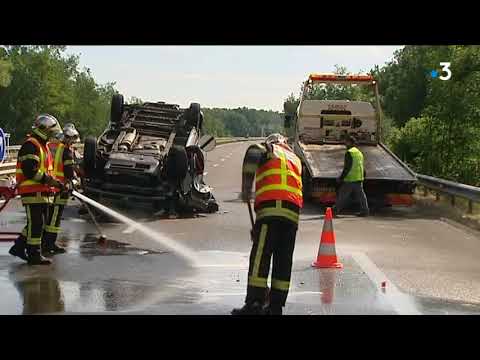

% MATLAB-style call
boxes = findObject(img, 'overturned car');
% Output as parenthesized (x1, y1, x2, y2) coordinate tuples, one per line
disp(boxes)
(82, 94, 219, 214)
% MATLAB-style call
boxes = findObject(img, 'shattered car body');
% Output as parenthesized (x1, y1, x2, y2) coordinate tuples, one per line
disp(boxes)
(82, 94, 219, 214)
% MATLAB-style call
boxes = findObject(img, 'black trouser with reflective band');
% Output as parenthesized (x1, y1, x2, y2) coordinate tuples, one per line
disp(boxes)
(44, 194, 68, 243)
(246, 217, 298, 307)
(20, 203, 49, 246)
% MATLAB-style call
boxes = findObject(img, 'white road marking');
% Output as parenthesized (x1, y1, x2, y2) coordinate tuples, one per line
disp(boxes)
(220, 158, 225, 162)
(213, 164, 219, 167)
(69, 218, 87, 223)
(351, 252, 422, 315)
(203, 172, 208, 176)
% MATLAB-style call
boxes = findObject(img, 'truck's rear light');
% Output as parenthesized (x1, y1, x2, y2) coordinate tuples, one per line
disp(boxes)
(311, 191, 336, 203)
(385, 194, 414, 206)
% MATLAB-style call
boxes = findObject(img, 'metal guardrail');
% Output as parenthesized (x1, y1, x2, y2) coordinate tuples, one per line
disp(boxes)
(416, 174, 480, 214)
(0, 137, 260, 178)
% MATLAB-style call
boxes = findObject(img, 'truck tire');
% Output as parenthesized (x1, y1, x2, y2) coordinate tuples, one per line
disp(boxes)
(186, 103, 201, 128)
(111, 94, 124, 124)
(84, 135, 97, 177)
(166, 145, 188, 181)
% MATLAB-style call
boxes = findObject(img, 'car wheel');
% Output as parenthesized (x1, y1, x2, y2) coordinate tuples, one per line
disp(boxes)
(111, 94, 124, 124)
(84, 135, 97, 177)
(187, 103, 201, 128)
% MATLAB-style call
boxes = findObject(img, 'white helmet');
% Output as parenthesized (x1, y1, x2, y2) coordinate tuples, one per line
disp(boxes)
(265, 133, 287, 145)
(61, 123, 80, 145)
(32, 114, 61, 141)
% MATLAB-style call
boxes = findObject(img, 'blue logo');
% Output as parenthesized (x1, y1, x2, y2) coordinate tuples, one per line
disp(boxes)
(0, 128, 5, 163)
(430, 70, 439, 78)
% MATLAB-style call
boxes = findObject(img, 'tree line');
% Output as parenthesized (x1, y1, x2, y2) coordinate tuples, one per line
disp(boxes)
(283, 48, 480, 187)
(0, 46, 117, 144)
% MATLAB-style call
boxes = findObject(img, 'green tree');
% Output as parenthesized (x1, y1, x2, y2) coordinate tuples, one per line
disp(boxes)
(0, 46, 118, 143)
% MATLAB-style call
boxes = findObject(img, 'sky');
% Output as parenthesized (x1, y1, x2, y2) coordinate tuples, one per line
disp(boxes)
(66, 46, 403, 112)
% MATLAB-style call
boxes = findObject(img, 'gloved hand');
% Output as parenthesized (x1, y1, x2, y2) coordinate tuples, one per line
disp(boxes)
(71, 178, 81, 190)
(61, 181, 73, 196)
(44, 175, 65, 191)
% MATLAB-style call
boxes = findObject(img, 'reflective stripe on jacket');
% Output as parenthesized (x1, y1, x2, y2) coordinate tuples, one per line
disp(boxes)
(16, 137, 53, 196)
(254, 143, 303, 209)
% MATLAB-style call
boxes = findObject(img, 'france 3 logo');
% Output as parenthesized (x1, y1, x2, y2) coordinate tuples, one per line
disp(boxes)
(0, 128, 6, 164)
(430, 62, 452, 81)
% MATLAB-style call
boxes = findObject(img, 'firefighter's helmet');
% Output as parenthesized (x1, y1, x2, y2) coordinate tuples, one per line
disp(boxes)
(57, 123, 80, 145)
(265, 133, 287, 145)
(32, 114, 61, 141)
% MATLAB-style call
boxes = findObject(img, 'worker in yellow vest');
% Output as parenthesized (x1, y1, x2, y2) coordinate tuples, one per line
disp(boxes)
(9, 115, 64, 265)
(232, 133, 303, 316)
(43, 123, 80, 255)
(332, 135, 369, 217)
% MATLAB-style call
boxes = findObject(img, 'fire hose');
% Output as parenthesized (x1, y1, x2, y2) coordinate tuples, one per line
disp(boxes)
(0, 184, 17, 213)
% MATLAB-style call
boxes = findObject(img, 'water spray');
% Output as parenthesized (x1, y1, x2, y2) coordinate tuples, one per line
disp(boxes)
(72, 191, 199, 265)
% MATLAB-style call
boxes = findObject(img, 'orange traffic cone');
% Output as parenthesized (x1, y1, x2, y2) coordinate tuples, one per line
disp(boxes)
(312, 207, 343, 269)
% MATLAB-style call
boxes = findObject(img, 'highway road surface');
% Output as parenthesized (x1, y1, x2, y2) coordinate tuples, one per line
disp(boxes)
(1, 140, 480, 315)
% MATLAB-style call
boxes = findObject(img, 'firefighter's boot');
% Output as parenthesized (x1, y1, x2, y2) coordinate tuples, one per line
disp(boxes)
(264, 304, 283, 315)
(231, 301, 266, 316)
(42, 234, 66, 255)
(26, 245, 52, 265)
(9, 234, 28, 261)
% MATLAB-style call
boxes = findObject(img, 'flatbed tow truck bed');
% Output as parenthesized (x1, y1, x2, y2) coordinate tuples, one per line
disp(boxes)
(298, 142, 416, 181)
(296, 142, 417, 206)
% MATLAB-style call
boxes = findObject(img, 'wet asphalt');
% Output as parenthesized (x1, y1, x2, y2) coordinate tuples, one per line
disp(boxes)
(1, 141, 480, 315)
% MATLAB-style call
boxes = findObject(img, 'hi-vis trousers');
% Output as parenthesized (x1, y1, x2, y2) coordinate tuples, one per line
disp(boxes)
(44, 194, 69, 243)
(246, 217, 298, 307)
(20, 203, 49, 246)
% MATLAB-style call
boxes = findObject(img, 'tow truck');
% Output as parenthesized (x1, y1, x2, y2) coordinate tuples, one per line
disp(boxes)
(285, 73, 417, 209)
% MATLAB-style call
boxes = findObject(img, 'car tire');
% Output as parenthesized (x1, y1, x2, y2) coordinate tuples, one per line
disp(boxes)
(84, 135, 97, 177)
(187, 103, 201, 128)
(166, 145, 189, 181)
(111, 94, 124, 124)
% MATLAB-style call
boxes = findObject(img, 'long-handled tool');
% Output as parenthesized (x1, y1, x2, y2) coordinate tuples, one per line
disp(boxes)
(247, 200, 255, 237)
(77, 197, 107, 242)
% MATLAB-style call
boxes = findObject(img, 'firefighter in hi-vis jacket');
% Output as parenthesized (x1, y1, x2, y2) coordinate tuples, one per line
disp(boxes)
(43, 123, 81, 255)
(232, 133, 303, 316)
(9, 114, 65, 265)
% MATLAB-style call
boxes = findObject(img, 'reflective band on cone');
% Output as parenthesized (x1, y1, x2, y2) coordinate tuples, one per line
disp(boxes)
(312, 207, 343, 269)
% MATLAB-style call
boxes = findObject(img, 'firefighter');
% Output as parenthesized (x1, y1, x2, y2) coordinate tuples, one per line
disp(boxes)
(9, 114, 64, 265)
(43, 123, 80, 255)
(332, 135, 369, 217)
(232, 133, 303, 316)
